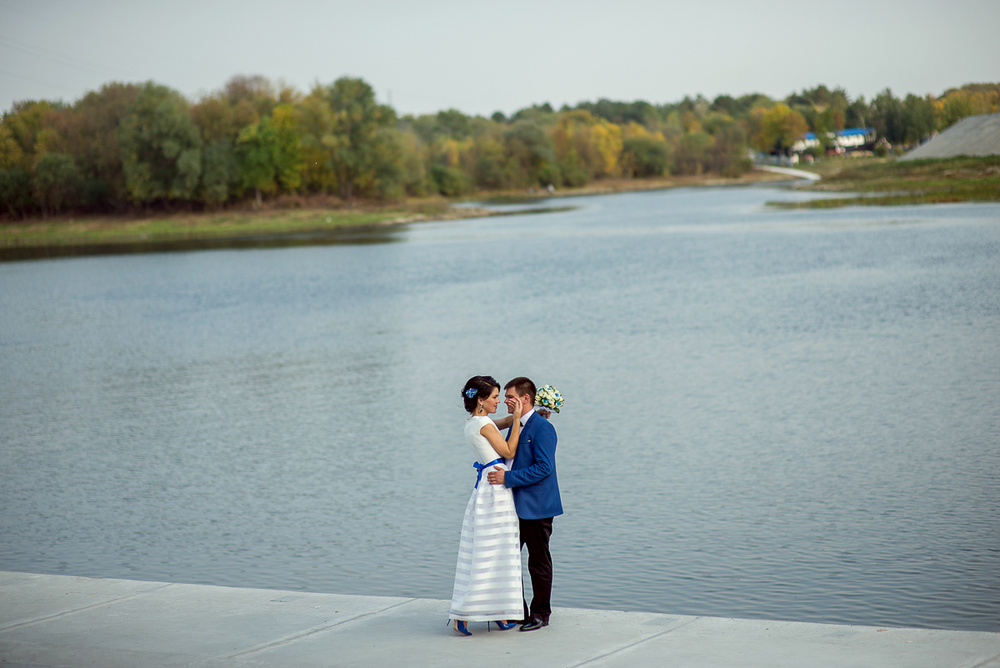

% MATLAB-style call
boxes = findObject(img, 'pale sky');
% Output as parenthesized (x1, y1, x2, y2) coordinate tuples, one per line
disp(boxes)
(2, 0, 998, 118)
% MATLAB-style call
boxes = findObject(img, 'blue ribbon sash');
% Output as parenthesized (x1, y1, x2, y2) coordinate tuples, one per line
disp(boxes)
(473, 458, 504, 488)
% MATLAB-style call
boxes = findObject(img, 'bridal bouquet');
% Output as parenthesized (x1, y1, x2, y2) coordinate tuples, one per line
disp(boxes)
(534, 385, 564, 414)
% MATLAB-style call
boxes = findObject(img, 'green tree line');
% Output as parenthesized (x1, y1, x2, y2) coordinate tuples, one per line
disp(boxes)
(1, 76, 997, 219)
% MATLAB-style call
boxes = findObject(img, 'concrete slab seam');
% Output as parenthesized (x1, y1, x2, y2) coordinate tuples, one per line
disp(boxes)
(224, 597, 419, 659)
(568, 616, 703, 667)
(969, 651, 1000, 668)
(0, 582, 175, 634)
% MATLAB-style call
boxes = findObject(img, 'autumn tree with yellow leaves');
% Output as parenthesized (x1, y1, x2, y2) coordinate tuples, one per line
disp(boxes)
(751, 104, 809, 154)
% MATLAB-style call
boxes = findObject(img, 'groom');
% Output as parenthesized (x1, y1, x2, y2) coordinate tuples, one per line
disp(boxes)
(487, 376, 563, 632)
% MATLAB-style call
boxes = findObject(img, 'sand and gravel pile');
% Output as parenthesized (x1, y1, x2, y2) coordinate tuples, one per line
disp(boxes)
(902, 112, 1000, 160)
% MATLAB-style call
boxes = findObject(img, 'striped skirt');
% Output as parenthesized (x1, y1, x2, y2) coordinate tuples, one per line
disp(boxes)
(448, 465, 523, 622)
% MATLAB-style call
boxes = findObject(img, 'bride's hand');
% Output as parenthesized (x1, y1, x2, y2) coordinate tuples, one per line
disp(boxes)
(508, 397, 522, 421)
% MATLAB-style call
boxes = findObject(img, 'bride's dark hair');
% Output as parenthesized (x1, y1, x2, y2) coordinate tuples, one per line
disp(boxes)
(462, 375, 500, 413)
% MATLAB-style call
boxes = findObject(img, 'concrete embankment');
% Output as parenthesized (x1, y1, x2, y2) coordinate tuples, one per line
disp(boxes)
(2, 571, 999, 667)
(755, 165, 822, 181)
(903, 112, 1000, 160)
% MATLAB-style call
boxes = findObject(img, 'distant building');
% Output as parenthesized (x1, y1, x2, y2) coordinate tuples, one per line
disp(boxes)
(792, 128, 877, 154)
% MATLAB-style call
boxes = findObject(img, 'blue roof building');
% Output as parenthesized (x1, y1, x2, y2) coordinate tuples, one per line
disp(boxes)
(793, 128, 877, 153)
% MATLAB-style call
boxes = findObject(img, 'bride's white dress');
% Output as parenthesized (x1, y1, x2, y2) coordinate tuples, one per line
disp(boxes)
(448, 416, 523, 622)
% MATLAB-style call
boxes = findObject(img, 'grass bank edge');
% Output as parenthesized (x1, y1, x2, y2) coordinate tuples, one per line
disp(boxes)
(767, 155, 1000, 209)
(0, 201, 465, 249)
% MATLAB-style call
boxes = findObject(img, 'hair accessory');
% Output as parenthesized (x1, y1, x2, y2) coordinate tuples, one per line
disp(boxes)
(465, 388, 478, 399)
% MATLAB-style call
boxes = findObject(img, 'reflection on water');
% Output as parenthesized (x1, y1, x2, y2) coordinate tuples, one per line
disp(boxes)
(1, 185, 998, 632)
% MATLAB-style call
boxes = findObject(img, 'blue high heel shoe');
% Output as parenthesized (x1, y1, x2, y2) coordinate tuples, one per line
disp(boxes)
(452, 620, 471, 636)
(493, 620, 517, 630)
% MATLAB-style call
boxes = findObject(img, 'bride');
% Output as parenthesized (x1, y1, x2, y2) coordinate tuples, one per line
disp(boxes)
(448, 375, 523, 635)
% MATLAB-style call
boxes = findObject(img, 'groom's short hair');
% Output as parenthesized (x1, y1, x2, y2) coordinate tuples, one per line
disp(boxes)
(504, 377, 536, 402)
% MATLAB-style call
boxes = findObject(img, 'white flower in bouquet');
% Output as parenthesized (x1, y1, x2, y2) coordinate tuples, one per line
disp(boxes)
(534, 385, 564, 414)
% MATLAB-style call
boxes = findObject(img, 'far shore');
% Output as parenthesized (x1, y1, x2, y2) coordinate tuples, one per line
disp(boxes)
(11, 156, 994, 260)
(0, 169, 795, 260)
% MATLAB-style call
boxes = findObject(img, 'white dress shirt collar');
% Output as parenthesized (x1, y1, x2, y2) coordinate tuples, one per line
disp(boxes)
(520, 409, 535, 427)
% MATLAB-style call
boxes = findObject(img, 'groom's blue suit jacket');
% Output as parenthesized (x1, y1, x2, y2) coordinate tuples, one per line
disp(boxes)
(504, 412, 563, 520)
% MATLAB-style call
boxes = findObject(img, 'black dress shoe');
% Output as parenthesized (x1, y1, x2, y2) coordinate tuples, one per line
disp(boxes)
(519, 618, 548, 631)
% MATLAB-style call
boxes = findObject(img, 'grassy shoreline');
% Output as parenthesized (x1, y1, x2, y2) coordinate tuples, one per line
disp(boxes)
(769, 155, 1000, 208)
(0, 170, 791, 259)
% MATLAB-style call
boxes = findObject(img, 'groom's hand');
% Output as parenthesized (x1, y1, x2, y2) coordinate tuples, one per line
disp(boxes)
(486, 466, 505, 485)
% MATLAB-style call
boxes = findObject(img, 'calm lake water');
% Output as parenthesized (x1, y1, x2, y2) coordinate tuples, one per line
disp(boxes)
(2, 184, 998, 632)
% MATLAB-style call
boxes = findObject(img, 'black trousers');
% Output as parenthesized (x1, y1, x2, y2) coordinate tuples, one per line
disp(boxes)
(519, 517, 554, 622)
